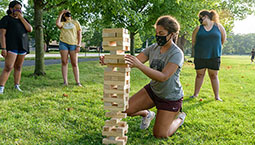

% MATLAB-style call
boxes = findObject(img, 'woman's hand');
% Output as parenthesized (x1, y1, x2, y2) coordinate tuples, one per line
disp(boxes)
(60, 10, 68, 15)
(15, 10, 23, 19)
(1, 50, 7, 58)
(125, 54, 142, 68)
(99, 55, 106, 65)
(75, 46, 80, 53)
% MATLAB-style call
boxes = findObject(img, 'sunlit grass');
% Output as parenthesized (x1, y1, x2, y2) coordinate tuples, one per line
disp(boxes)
(0, 55, 254, 144)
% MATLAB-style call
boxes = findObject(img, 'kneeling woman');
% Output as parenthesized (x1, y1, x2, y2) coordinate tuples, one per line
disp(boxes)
(100, 15, 186, 138)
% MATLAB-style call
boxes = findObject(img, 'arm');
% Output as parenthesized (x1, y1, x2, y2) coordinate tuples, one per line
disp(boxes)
(192, 26, 199, 48)
(0, 29, 7, 57)
(56, 10, 66, 29)
(76, 29, 82, 53)
(99, 52, 148, 66)
(17, 12, 32, 32)
(125, 54, 178, 82)
(136, 52, 148, 64)
(218, 23, 227, 45)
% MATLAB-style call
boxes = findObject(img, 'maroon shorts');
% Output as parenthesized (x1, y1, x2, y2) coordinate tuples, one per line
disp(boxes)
(144, 84, 183, 112)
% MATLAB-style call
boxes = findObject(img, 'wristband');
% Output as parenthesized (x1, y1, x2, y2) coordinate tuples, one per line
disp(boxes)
(1, 48, 6, 50)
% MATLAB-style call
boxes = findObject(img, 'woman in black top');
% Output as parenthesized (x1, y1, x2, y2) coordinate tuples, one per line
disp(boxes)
(0, 1, 32, 94)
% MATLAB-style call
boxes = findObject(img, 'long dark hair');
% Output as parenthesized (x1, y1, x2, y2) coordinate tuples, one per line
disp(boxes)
(154, 15, 180, 43)
(6, 1, 22, 15)
(199, 10, 219, 23)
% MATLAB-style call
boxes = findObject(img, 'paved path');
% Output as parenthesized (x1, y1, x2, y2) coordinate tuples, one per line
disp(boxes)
(0, 53, 101, 68)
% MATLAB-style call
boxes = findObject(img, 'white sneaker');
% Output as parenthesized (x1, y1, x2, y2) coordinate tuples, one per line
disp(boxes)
(177, 112, 186, 127)
(140, 110, 155, 130)
(15, 85, 23, 92)
(0, 86, 4, 94)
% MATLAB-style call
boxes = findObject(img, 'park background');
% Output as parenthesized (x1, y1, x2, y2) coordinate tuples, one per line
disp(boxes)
(0, 0, 255, 144)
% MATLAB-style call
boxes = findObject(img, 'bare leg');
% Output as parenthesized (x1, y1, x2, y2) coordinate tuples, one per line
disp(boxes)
(125, 88, 155, 117)
(13, 54, 26, 85)
(153, 110, 181, 138)
(60, 50, 69, 85)
(0, 52, 17, 86)
(193, 68, 206, 97)
(208, 69, 221, 101)
(69, 50, 80, 84)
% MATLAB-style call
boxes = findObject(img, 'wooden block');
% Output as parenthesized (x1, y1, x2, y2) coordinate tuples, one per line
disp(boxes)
(105, 111, 127, 119)
(102, 125, 128, 137)
(102, 38, 130, 44)
(104, 103, 128, 111)
(103, 97, 127, 104)
(106, 64, 130, 69)
(103, 136, 127, 145)
(104, 93, 129, 100)
(104, 84, 130, 91)
(104, 71, 130, 77)
(103, 46, 130, 51)
(110, 50, 125, 55)
(104, 55, 127, 64)
(104, 88, 129, 95)
(104, 67, 130, 75)
(103, 28, 129, 35)
(102, 32, 129, 39)
(105, 118, 128, 127)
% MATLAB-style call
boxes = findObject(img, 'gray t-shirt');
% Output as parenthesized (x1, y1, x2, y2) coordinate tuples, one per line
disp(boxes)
(142, 43, 184, 101)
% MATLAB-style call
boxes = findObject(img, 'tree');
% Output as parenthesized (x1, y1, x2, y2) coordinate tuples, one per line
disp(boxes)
(31, 0, 70, 76)
(0, 0, 9, 18)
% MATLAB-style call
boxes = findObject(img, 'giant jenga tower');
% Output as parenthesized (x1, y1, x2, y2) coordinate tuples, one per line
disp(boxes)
(102, 28, 130, 145)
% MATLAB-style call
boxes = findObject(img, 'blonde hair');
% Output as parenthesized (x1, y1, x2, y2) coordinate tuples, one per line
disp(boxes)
(199, 10, 219, 23)
(154, 15, 180, 43)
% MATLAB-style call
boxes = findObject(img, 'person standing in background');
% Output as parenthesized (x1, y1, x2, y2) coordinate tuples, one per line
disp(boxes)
(250, 48, 255, 64)
(0, 1, 33, 94)
(190, 10, 227, 101)
(56, 10, 82, 86)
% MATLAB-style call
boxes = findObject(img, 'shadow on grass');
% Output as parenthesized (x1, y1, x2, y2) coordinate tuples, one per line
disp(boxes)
(183, 97, 214, 112)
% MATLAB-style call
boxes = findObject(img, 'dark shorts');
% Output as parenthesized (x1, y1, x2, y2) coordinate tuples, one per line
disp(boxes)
(251, 55, 254, 60)
(144, 84, 183, 112)
(194, 57, 221, 70)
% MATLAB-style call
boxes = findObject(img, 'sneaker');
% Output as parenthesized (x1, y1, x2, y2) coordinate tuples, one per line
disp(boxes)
(177, 112, 186, 127)
(15, 85, 23, 92)
(76, 83, 82, 87)
(215, 97, 223, 102)
(140, 110, 155, 130)
(0, 86, 4, 94)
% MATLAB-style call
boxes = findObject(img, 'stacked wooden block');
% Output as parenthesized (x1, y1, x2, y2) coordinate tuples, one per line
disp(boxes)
(102, 28, 130, 145)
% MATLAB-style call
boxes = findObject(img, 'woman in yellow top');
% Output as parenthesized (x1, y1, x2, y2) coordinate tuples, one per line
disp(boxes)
(56, 10, 82, 86)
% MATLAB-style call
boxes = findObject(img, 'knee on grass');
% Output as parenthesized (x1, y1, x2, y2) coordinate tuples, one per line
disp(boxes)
(153, 132, 169, 139)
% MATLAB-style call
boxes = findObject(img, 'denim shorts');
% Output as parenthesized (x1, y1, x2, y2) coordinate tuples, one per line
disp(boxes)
(59, 41, 76, 51)
(8, 49, 27, 55)
(144, 84, 183, 112)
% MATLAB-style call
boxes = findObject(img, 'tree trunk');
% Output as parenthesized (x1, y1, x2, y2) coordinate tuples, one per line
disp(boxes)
(130, 32, 135, 55)
(34, 0, 46, 75)
(177, 35, 186, 52)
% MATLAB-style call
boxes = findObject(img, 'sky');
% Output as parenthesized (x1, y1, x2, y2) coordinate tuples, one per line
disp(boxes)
(233, 15, 255, 34)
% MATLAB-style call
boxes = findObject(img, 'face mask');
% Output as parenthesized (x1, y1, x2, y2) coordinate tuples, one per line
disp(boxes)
(13, 9, 22, 14)
(199, 17, 203, 24)
(156, 34, 171, 46)
(65, 12, 71, 17)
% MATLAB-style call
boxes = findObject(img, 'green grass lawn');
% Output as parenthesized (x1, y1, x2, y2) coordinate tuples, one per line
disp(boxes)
(0, 55, 254, 144)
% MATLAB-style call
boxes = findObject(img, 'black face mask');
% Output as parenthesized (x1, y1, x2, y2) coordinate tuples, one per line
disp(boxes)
(199, 17, 203, 24)
(65, 12, 71, 17)
(156, 34, 171, 46)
